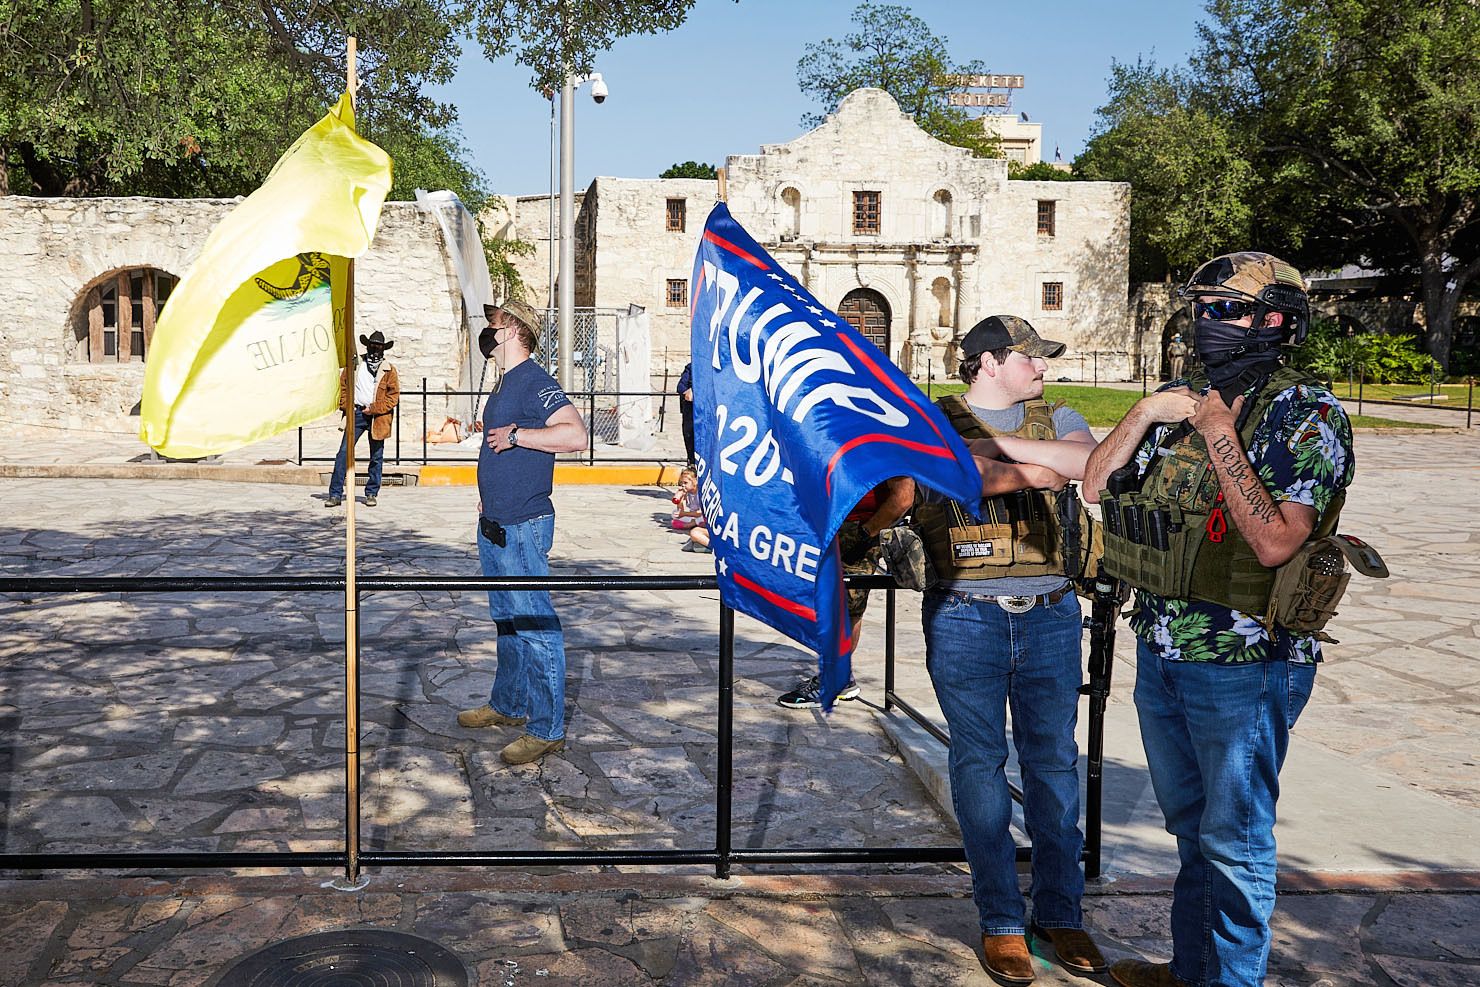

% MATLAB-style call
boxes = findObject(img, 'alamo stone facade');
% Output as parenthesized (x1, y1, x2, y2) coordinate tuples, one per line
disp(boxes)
(496, 89, 1133, 380)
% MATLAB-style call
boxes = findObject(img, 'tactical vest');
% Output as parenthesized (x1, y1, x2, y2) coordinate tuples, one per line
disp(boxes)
(916, 396, 1098, 584)
(1099, 366, 1345, 618)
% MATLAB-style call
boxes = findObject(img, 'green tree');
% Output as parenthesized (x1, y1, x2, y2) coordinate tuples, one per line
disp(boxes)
(0, 0, 475, 199)
(1194, 0, 1480, 370)
(470, 0, 724, 93)
(1076, 58, 1256, 284)
(1008, 161, 1078, 182)
(796, 2, 1001, 158)
(659, 160, 717, 179)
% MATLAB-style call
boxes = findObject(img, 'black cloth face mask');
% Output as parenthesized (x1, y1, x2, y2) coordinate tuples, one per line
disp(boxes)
(1193, 316, 1285, 390)
(363, 351, 384, 376)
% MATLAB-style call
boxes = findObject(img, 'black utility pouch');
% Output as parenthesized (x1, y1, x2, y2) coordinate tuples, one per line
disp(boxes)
(479, 517, 506, 547)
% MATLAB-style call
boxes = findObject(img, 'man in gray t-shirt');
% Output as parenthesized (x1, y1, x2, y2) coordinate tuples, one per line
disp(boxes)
(919, 315, 1107, 984)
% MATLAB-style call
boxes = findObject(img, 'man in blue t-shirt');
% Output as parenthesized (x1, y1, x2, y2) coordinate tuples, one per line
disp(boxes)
(457, 301, 587, 766)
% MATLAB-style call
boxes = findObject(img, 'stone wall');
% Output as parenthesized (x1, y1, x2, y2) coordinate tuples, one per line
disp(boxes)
(0, 197, 467, 431)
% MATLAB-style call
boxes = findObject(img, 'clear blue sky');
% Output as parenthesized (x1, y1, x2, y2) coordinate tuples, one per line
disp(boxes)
(431, 0, 1208, 197)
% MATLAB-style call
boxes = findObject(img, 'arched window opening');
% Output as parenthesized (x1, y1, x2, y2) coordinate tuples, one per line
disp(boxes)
(932, 190, 953, 239)
(781, 186, 802, 237)
(931, 277, 953, 328)
(74, 268, 178, 363)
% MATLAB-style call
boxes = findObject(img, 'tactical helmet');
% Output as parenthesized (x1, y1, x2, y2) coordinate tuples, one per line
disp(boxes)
(1179, 252, 1311, 345)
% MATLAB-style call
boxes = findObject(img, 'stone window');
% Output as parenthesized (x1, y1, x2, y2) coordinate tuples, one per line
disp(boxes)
(666, 198, 686, 232)
(1037, 200, 1057, 236)
(852, 191, 881, 235)
(1042, 281, 1064, 311)
(76, 268, 177, 363)
(666, 278, 689, 308)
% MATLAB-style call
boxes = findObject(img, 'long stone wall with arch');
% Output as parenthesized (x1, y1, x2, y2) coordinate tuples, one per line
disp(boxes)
(0, 196, 468, 431)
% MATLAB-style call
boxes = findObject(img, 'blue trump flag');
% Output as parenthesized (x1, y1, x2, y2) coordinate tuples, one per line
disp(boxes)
(689, 203, 981, 708)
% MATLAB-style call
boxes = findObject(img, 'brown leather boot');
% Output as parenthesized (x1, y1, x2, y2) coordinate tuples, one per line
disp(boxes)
(1109, 958, 1190, 987)
(980, 933, 1035, 985)
(1030, 923, 1108, 974)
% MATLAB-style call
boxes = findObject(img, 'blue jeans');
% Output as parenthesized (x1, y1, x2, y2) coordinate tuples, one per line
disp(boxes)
(1133, 640, 1317, 987)
(328, 409, 384, 498)
(476, 515, 567, 741)
(923, 588, 1086, 935)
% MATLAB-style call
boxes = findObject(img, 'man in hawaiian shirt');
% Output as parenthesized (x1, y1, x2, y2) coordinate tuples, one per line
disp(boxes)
(1084, 253, 1355, 987)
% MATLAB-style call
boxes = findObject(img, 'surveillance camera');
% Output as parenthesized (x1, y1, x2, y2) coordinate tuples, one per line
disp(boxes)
(589, 73, 608, 104)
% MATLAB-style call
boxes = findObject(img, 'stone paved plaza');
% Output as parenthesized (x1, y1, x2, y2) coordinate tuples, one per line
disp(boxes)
(1, 425, 1478, 985)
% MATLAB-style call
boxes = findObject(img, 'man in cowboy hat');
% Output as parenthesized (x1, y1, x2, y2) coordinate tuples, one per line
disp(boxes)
(324, 330, 400, 507)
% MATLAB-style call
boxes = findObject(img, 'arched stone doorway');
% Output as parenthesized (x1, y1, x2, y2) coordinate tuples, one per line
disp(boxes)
(838, 288, 892, 359)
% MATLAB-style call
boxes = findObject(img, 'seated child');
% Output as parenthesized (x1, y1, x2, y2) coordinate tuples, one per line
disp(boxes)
(670, 466, 703, 530)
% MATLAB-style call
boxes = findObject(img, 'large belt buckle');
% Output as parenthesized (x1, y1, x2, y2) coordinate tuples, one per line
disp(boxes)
(996, 594, 1036, 614)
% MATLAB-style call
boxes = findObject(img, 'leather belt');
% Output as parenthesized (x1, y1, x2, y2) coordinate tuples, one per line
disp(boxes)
(942, 584, 1074, 613)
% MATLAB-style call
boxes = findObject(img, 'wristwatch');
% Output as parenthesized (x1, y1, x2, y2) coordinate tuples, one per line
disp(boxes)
(508, 426, 519, 448)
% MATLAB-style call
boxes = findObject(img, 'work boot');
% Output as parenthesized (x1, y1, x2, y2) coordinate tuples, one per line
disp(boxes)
(364, 494, 377, 507)
(500, 733, 565, 765)
(457, 704, 528, 729)
(323, 496, 342, 507)
(1030, 923, 1108, 975)
(980, 934, 1035, 985)
(1109, 959, 1190, 987)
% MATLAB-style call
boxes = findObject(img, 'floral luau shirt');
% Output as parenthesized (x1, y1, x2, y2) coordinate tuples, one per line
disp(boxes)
(1127, 379, 1355, 664)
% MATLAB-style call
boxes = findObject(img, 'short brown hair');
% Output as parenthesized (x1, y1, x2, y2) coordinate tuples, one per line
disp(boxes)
(957, 347, 1011, 384)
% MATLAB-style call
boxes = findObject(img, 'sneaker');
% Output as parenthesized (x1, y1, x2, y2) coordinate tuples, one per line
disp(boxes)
(457, 704, 528, 729)
(364, 495, 377, 507)
(777, 674, 861, 709)
(323, 497, 342, 507)
(500, 733, 565, 765)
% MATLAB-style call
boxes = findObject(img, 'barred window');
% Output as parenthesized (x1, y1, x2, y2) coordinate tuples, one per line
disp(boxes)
(666, 198, 686, 232)
(1037, 200, 1056, 236)
(1042, 281, 1064, 311)
(666, 278, 689, 307)
(77, 268, 177, 363)
(852, 190, 881, 234)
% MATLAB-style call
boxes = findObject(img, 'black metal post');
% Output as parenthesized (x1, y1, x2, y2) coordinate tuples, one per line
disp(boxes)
(297, 427, 303, 466)
(1468, 376, 1475, 429)
(1093, 351, 1099, 387)
(716, 604, 735, 879)
(421, 377, 429, 466)
(884, 587, 897, 712)
(1358, 368, 1365, 417)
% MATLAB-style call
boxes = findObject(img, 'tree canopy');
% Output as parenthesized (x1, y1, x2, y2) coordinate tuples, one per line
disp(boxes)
(796, 2, 1000, 158)
(1079, 0, 1480, 369)
(1, 0, 723, 207)
(659, 161, 718, 179)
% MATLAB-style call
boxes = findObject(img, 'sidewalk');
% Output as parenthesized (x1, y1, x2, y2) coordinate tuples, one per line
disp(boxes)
(1, 433, 1478, 984)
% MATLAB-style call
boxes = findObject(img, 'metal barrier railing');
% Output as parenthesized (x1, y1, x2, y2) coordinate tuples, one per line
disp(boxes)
(296, 384, 688, 469)
(0, 572, 1109, 882)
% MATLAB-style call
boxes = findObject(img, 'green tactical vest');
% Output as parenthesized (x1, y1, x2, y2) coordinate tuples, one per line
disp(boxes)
(1099, 366, 1344, 617)
(916, 396, 1094, 583)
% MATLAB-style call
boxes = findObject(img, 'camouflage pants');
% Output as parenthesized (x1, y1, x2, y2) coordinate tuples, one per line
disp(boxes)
(844, 548, 880, 623)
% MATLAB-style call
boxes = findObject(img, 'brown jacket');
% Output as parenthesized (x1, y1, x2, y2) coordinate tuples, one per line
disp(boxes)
(338, 363, 400, 441)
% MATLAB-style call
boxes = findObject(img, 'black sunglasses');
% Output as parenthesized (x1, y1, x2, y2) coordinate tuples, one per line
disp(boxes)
(1195, 299, 1259, 321)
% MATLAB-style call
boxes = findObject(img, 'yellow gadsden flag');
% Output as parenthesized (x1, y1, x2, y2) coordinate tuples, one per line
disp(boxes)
(139, 95, 392, 458)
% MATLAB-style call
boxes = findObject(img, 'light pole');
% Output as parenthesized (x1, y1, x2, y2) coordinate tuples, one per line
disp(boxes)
(557, 70, 607, 391)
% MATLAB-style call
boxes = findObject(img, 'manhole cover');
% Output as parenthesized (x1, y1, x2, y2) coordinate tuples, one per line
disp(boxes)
(215, 930, 467, 987)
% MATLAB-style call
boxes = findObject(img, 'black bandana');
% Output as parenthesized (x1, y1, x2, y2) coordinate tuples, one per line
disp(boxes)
(364, 352, 384, 377)
(1194, 317, 1285, 390)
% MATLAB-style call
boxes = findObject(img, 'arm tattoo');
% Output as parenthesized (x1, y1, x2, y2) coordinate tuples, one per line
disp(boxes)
(1210, 433, 1280, 524)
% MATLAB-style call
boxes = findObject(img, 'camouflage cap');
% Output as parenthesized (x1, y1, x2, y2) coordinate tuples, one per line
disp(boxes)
(960, 314, 1066, 360)
(1180, 252, 1307, 304)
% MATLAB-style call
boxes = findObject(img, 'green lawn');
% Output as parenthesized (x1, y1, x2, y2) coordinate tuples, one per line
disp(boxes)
(923, 382, 1443, 430)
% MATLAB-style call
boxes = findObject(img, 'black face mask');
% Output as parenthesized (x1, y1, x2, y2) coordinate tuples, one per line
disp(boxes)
(364, 350, 384, 375)
(1193, 316, 1285, 389)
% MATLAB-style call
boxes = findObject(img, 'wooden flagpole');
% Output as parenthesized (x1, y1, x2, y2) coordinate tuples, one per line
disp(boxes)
(339, 34, 364, 890)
